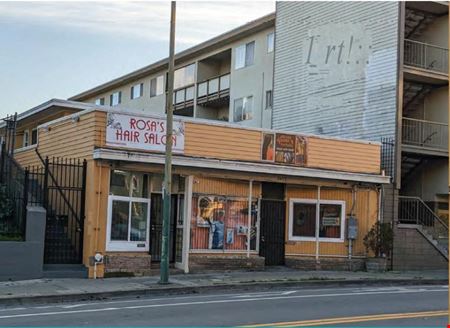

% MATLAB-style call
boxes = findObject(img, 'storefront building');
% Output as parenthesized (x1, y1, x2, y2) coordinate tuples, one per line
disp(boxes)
(12, 101, 389, 278)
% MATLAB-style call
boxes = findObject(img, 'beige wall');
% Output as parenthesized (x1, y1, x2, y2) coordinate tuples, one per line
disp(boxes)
(416, 15, 449, 48)
(83, 27, 275, 129)
(424, 86, 449, 123)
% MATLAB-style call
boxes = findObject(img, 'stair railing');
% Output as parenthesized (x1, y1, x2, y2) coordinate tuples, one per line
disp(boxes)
(398, 196, 448, 250)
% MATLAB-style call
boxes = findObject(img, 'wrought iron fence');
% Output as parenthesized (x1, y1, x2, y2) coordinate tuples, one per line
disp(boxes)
(0, 143, 44, 240)
(380, 137, 395, 181)
(402, 117, 448, 151)
(404, 39, 449, 74)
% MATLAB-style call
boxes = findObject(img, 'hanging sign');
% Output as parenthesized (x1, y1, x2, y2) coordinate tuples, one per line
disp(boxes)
(105, 113, 185, 153)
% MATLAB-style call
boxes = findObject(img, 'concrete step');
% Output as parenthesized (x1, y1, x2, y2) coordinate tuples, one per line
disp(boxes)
(43, 264, 88, 279)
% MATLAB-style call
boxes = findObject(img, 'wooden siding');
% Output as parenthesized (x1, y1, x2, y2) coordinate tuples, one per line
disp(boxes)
(285, 185, 379, 257)
(14, 148, 40, 167)
(184, 122, 261, 162)
(307, 137, 380, 174)
(193, 176, 261, 198)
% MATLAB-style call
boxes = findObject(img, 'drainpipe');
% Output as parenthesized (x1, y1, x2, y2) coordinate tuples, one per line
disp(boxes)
(247, 180, 253, 258)
(315, 186, 321, 264)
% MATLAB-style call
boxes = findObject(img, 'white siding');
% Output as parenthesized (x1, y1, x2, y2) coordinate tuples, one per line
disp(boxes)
(273, 2, 400, 141)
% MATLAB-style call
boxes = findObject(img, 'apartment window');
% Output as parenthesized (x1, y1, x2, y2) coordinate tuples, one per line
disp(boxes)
(265, 90, 273, 109)
(95, 97, 105, 106)
(31, 128, 38, 145)
(235, 41, 255, 69)
(289, 199, 345, 242)
(233, 96, 253, 122)
(131, 83, 143, 100)
(174, 64, 196, 89)
(150, 75, 164, 97)
(267, 32, 274, 53)
(22, 130, 29, 147)
(110, 91, 122, 106)
(107, 170, 150, 251)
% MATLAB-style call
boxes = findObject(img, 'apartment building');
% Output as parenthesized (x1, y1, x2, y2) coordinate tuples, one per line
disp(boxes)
(273, 1, 449, 269)
(69, 14, 275, 129)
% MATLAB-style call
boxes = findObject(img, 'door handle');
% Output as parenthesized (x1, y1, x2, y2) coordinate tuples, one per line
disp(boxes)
(261, 236, 265, 242)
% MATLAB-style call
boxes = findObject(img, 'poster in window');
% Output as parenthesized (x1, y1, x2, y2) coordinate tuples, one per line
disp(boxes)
(275, 134, 295, 164)
(261, 133, 275, 161)
(295, 136, 307, 166)
(197, 196, 225, 227)
(226, 228, 234, 244)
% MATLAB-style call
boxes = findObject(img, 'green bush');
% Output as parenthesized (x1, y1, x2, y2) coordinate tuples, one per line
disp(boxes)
(0, 184, 13, 221)
(363, 222, 393, 258)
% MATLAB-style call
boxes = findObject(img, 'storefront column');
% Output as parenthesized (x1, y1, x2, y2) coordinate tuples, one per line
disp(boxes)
(315, 186, 321, 263)
(182, 175, 194, 273)
(247, 180, 253, 258)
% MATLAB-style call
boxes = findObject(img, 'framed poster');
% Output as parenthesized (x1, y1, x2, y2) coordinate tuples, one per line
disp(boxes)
(261, 133, 275, 161)
(275, 134, 296, 164)
(295, 135, 307, 166)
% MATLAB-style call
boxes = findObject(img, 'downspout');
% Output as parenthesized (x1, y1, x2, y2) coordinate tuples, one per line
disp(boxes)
(315, 185, 321, 264)
(348, 185, 357, 260)
(247, 180, 253, 258)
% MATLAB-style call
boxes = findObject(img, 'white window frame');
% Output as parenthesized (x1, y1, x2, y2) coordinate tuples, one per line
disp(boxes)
(131, 83, 143, 100)
(23, 129, 30, 147)
(110, 91, 121, 106)
(106, 195, 151, 251)
(150, 75, 164, 97)
(235, 41, 255, 69)
(288, 198, 346, 243)
(267, 32, 274, 53)
(95, 97, 105, 106)
(233, 95, 253, 122)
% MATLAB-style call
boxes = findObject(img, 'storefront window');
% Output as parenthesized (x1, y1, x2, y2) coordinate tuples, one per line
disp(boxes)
(190, 195, 257, 251)
(289, 199, 345, 242)
(107, 170, 150, 251)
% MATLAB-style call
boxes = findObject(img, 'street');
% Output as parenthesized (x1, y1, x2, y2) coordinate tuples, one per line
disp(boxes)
(0, 284, 447, 326)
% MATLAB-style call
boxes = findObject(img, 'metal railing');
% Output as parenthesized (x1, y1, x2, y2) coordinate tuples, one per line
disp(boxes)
(404, 39, 449, 74)
(173, 85, 195, 106)
(398, 196, 448, 252)
(402, 117, 448, 151)
(197, 73, 230, 104)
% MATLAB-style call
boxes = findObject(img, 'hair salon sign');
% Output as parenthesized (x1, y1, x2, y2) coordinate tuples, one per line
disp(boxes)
(106, 113, 185, 153)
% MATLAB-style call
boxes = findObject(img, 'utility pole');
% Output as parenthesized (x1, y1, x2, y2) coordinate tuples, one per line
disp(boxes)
(160, 0, 176, 285)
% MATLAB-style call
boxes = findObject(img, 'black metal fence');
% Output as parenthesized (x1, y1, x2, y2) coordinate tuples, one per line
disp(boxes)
(381, 137, 395, 182)
(0, 143, 44, 240)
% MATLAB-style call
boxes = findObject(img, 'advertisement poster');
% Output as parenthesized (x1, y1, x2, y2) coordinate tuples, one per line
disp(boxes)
(295, 135, 307, 165)
(261, 133, 275, 161)
(106, 113, 185, 153)
(275, 134, 296, 164)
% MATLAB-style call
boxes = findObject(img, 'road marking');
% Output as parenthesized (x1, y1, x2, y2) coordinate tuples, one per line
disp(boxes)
(0, 288, 446, 320)
(244, 310, 449, 327)
(232, 291, 297, 298)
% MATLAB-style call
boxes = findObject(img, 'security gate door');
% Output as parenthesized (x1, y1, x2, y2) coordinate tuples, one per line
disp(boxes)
(150, 194, 177, 262)
(259, 199, 286, 266)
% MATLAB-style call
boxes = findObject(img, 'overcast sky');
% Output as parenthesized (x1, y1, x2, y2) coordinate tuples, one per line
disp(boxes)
(0, 1, 275, 117)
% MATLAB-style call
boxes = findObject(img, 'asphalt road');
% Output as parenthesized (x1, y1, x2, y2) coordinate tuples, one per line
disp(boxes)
(0, 284, 447, 326)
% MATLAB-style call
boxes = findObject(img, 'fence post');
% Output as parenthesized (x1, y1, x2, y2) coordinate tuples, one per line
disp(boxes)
(0, 142, 5, 184)
(23, 169, 29, 237)
(43, 157, 49, 210)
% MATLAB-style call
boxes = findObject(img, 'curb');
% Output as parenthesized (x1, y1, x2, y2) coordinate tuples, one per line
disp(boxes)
(0, 278, 447, 306)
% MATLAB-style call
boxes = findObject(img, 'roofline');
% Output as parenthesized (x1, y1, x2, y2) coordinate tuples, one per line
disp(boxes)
(69, 12, 275, 101)
(93, 148, 390, 185)
(33, 99, 381, 147)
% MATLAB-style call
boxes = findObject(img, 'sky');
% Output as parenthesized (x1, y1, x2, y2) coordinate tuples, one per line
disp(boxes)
(0, 1, 275, 117)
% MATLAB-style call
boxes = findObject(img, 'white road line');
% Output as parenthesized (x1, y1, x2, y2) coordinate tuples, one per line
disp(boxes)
(0, 288, 446, 320)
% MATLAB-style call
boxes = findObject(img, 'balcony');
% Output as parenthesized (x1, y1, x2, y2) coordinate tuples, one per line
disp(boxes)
(404, 39, 449, 83)
(197, 73, 230, 108)
(173, 85, 194, 117)
(402, 117, 448, 155)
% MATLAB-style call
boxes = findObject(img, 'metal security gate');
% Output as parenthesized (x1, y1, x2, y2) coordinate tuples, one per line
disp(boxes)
(150, 194, 177, 262)
(40, 155, 87, 264)
(259, 199, 286, 266)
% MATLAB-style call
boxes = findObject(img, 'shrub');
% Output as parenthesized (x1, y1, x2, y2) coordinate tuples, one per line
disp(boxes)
(363, 221, 393, 257)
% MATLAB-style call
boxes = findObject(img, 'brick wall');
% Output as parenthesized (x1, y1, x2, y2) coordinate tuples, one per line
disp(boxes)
(393, 226, 448, 270)
(285, 256, 366, 271)
(104, 253, 152, 276)
(189, 254, 265, 272)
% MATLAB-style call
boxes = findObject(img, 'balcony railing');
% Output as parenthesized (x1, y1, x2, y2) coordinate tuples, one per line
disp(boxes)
(197, 73, 230, 106)
(404, 39, 449, 74)
(173, 85, 195, 110)
(402, 117, 448, 152)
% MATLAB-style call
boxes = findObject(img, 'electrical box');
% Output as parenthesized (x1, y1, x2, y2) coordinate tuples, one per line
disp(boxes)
(347, 216, 358, 240)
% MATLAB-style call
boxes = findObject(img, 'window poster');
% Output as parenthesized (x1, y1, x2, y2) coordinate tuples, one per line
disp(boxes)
(295, 135, 307, 165)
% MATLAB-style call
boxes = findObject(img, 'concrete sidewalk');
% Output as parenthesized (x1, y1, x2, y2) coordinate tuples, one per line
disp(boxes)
(0, 267, 447, 305)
